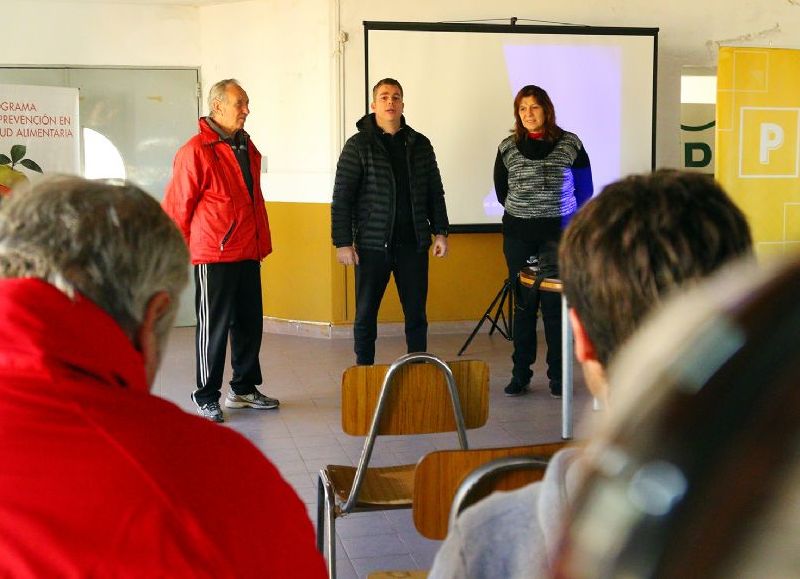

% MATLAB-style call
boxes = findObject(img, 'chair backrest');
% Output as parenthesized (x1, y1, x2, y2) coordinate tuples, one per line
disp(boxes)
(448, 456, 549, 530)
(341, 356, 489, 436)
(413, 441, 569, 539)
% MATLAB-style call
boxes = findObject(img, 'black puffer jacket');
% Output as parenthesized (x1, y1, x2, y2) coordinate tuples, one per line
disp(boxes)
(331, 114, 449, 252)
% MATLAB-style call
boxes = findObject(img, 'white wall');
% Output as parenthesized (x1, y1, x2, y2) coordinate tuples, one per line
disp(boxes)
(1, 1, 200, 66)
(339, 0, 800, 170)
(4, 0, 800, 200)
(199, 0, 334, 204)
(1, 0, 335, 204)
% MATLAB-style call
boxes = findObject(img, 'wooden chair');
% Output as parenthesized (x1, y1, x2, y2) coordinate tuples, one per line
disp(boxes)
(412, 441, 569, 540)
(317, 352, 490, 578)
(367, 443, 569, 579)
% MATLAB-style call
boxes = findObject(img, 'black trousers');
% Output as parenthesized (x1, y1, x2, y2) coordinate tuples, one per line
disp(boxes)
(503, 236, 562, 385)
(354, 246, 429, 365)
(193, 261, 263, 405)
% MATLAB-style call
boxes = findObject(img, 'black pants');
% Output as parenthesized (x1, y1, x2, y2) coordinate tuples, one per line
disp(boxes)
(503, 237, 562, 385)
(193, 261, 263, 405)
(354, 246, 429, 365)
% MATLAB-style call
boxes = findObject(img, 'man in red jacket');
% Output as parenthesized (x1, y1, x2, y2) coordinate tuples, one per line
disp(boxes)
(0, 176, 326, 577)
(163, 79, 277, 422)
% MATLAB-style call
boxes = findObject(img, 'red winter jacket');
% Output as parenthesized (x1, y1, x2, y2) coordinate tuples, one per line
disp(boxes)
(0, 278, 325, 578)
(163, 118, 272, 265)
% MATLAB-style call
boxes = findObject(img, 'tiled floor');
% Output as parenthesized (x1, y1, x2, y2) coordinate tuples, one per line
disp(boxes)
(154, 327, 590, 578)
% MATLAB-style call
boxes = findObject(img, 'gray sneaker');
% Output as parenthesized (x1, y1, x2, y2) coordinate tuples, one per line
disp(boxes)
(225, 388, 280, 410)
(191, 392, 224, 423)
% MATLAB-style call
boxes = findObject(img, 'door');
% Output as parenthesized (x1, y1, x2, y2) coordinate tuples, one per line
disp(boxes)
(0, 67, 200, 326)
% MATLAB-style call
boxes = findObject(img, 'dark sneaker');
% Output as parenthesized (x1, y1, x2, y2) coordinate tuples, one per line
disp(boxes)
(191, 392, 224, 423)
(504, 378, 530, 397)
(225, 388, 280, 410)
(549, 380, 563, 399)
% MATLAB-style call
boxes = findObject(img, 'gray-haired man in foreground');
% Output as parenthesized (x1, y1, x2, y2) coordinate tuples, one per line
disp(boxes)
(0, 176, 325, 577)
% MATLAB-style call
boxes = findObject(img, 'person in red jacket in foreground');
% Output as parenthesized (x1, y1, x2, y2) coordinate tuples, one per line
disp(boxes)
(0, 176, 326, 578)
(163, 78, 276, 423)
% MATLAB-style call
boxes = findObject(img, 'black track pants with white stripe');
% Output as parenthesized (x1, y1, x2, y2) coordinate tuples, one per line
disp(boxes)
(193, 260, 263, 405)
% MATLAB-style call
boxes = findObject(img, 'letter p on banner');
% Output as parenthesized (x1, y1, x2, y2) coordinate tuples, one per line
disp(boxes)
(739, 107, 800, 178)
(760, 123, 784, 164)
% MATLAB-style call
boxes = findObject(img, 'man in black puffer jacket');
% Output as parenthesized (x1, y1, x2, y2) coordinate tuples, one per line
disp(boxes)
(332, 78, 449, 365)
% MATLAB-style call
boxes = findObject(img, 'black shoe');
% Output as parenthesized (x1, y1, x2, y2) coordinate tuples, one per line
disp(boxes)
(504, 378, 530, 397)
(549, 380, 562, 399)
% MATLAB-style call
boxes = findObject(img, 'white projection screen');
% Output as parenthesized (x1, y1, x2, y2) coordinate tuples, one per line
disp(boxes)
(364, 22, 658, 231)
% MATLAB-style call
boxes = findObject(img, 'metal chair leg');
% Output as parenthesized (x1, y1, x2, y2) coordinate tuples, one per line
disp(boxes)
(316, 474, 325, 553)
(317, 471, 338, 578)
(561, 293, 574, 440)
(326, 493, 337, 579)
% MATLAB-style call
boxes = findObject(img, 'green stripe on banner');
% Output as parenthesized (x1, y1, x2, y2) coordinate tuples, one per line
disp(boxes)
(681, 121, 716, 132)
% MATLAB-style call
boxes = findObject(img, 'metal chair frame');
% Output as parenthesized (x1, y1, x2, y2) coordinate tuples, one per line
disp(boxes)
(317, 352, 474, 578)
(448, 455, 550, 531)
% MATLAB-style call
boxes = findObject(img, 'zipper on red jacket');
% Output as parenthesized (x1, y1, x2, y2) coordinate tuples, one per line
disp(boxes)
(207, 138, 247, 254)
(220, 220, 237, 251)
(208, 130, 264, 257)
(251, 189, 261, 253)
(240, 143, 261, 255)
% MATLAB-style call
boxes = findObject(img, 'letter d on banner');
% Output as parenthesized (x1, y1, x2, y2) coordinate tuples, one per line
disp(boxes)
(760, 122, 784, 164)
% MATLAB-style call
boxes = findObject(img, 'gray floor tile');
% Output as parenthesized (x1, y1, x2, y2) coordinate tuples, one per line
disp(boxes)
(343, 533, 412, 559)
(157, 326, 586, 575)
(350, 555, 420, 579)
(336, 512, 396, 539)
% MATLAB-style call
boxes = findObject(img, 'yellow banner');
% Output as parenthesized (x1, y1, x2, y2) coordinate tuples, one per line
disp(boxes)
(716, 47, 800, 257)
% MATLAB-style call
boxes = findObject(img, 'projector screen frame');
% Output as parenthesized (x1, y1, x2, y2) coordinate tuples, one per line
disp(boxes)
(363, 21, 659, 233)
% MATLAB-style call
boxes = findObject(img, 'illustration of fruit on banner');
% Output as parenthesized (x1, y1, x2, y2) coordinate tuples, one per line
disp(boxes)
(0, 145, 44, 197)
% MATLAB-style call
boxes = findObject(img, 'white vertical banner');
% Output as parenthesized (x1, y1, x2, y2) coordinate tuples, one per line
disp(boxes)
(0, 84, 80, 195)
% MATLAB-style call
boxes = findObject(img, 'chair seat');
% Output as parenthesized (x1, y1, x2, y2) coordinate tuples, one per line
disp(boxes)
(325, 463, 416, 508)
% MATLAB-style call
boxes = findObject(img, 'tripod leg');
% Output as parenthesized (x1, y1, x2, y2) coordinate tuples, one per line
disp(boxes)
(489, 282, 509, 339)
(458, 282, 507, 356)
(489, 280, 514, 340)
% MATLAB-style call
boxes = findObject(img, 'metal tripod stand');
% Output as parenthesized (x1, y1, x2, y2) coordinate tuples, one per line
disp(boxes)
(457, 278, 514, 356)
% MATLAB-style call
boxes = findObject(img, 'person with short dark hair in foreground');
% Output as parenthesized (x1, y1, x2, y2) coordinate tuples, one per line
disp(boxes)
(0, 176, 325, 577)
(554, 254, 800, 578)
(428, 169, 752, 579)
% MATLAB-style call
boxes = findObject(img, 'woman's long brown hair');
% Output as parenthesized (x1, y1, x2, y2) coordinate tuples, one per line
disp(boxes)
(513, 84, 563, 143)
